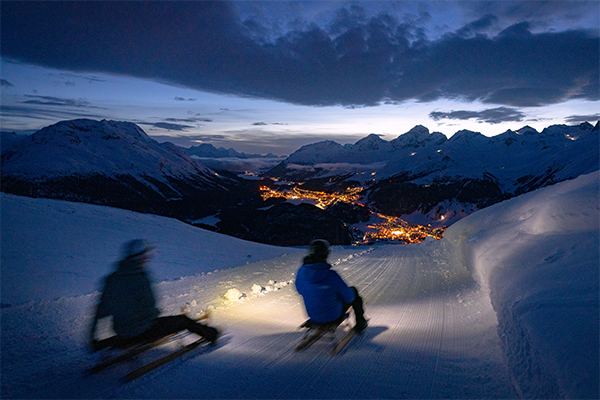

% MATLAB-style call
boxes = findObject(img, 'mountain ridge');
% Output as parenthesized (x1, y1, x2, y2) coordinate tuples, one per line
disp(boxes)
(0, 119, 353, 246)
(270, 121, 598, 185)
(264, 121, 598, 225)
(186, 143, 279, 159)
(2, 118, 598, 243)
(0, 119, 251, 221)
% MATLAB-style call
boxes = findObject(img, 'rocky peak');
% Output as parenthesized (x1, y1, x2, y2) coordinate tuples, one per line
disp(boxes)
(514, 126, 538, 136)
(354, 134, 385, 151)
(391, 125, 446, 149)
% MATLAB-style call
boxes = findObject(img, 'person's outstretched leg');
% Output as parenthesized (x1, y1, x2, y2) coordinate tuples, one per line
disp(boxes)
(350, 287, 367, 331)
(182, 316, 220, 344)
(144, 315, 219, 344)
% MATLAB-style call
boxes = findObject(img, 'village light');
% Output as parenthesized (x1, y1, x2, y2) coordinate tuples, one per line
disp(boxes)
(259, 185, 447, 244)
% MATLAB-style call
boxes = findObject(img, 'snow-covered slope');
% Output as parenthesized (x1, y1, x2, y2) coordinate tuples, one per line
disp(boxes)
(0, 131, 28, 152)
(442, 170, 599, 399)
(1, 172, 597, 399)
(0, 193, 300, 306)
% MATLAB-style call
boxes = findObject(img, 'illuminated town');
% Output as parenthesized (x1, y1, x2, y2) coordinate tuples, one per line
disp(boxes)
(259, 185, 446, 245)
(360, 213, 446, 244)
(260, 185, 363, 209)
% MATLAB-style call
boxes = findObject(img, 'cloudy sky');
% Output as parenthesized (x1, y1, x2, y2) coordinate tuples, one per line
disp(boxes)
(1, 1, 598, 155)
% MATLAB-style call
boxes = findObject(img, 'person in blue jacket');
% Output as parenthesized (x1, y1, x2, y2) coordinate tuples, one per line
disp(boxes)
(89, 239, 219, 351)
(295, 239, 367, 332)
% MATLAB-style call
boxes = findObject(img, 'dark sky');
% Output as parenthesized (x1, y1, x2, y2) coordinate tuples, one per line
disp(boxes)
(1, 1, 598, 154)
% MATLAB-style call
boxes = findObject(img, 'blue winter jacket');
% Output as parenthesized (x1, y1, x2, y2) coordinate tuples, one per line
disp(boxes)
(295, 260, 356, 323)
(96, 257, 160, 338)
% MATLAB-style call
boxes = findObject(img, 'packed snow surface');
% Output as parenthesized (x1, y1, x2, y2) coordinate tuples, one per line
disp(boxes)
(1, 171, 598, 399)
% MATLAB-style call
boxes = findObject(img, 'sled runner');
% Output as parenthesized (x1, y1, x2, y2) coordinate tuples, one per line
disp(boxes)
(122, 336, 209, 382)
(88, 312, 214, 381)
(296, 313, 359, 355)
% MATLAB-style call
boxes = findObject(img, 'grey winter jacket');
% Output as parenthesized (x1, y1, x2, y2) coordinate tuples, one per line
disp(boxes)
(96, 257, 160, 338)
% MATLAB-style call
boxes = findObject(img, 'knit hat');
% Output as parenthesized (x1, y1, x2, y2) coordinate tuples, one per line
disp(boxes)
(122, 239, 155, 259)
(308, 239, 330, 260)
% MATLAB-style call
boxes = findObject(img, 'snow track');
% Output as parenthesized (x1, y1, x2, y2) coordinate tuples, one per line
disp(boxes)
(3, 173, 597, 399)
(99, 245, 516, 399)
(1, 244, 517, 399)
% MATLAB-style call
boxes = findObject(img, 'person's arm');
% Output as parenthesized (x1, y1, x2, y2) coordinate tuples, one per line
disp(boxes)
(89, 277, 112, 351)
(295, 266, 306, 296)
(330, 270, 356, 303)
(140, 272, 160, 319)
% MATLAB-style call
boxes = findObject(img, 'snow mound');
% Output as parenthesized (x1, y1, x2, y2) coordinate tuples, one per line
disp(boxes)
(223, 288, 246, 301)
(442, 171, 599, 399)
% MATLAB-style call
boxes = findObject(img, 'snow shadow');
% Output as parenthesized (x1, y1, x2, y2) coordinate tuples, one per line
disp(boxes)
(128, 325, 516, 399)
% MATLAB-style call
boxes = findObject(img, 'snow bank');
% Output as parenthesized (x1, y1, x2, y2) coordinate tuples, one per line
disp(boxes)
(0, 194, 300, 305)
(442, 171, 599, 399)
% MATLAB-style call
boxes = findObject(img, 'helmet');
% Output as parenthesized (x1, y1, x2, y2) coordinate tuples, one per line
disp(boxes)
(122, 239, 155, 259)
(308, 239, 330, 260)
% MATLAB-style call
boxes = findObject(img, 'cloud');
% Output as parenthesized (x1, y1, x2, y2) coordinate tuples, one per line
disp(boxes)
(174, 97, 197, 101)
(283, 162, 387, 176)
(565, 114, 600, 124)
(3, 95, 106, 124)
(314, 162, 387, 172)
(457, 1, 599, 32)
(148, 134, 227, 147)
(252, 122, 268, 126)
(139, 122, 193, 131)
(0, 104, 106, 122)
(56, 72, 106, 83)
(1, 1, 597, 108)
(429, 107, 526, 124)
(164, 117, 212, 123)
(454, 14, 499, 38)
(287, 163, 316, 172)
(21, 95, 101, 109)
(191, 157, 284, 173)
(1, 79, 14, 87)
(138, 116, 213, 131)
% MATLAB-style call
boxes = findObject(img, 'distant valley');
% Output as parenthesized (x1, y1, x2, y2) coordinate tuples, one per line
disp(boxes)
(2, 119, 598, 246)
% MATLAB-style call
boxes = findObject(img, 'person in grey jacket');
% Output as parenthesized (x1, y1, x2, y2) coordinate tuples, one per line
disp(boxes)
(89, 239, 218, 351)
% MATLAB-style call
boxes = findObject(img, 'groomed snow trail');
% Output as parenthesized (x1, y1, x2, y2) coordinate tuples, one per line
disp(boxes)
(102, 244, 516, 399)
(1, 244, 516, 398)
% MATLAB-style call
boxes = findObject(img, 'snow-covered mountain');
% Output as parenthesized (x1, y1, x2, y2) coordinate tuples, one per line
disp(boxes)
(3, 119, 597, 241)
(0, 119, 351, 246)
(2, 119, 214, 182)
(266, 122, 599, 224)
(0, 130, 28, 151)
(274, 122, 598, 186)
(0, 119, 251, 220)
(186, 143, 279, 159)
